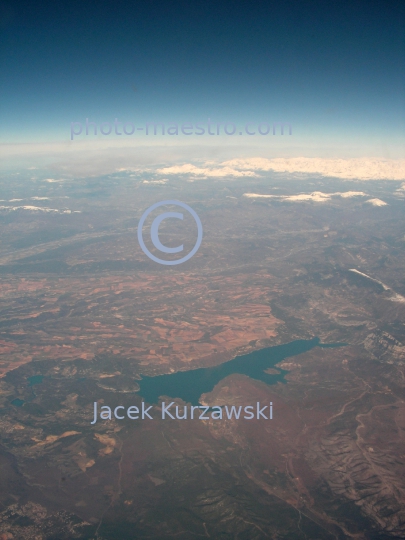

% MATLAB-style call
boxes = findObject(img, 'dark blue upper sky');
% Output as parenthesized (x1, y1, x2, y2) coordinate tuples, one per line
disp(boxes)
(0, 0, 404, 148)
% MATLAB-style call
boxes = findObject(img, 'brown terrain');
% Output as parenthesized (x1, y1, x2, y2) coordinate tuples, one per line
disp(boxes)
(0, 174, 404, 538)
(0, 272, 280, 378)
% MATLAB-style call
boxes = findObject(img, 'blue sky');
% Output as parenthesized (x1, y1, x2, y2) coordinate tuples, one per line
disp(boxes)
(0, 0, 404, 156)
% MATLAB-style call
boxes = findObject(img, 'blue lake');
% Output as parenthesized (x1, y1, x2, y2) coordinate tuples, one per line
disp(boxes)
(11, 375, 44, 407)
(11, 398, 25, 407)
(138, 337, 343, 405)
(27, 375, 44, 386)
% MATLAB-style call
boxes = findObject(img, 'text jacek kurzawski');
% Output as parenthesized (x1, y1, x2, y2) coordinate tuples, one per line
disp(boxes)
(91, 401, 273, 424)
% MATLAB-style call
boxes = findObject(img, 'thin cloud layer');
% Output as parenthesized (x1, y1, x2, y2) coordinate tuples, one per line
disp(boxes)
(153, 157, 405, 181)
(222, 157, 405, 180)
(365, 198, 388, 206)
(2, 142, 404, 180)
(0, 205, 79, 214)
(243, 191, 368, 203)
(156, 163, 257, 178)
